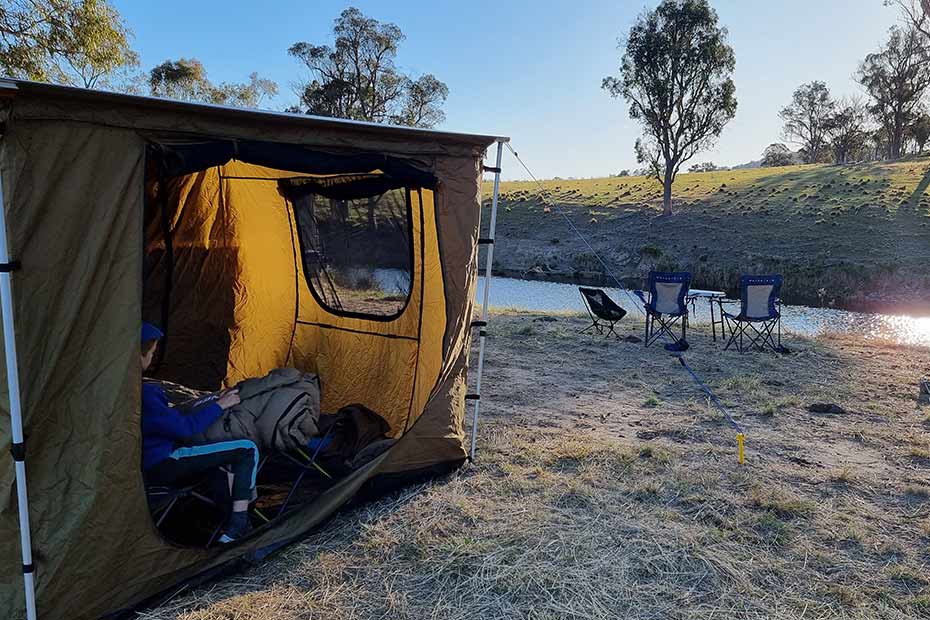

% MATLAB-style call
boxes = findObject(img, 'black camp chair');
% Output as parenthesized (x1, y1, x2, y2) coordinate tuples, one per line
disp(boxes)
(722, 274, 786, 353)
(635, 271, 691, 350)
(579, 287, 627, 338)
(146, 475, 226, 546)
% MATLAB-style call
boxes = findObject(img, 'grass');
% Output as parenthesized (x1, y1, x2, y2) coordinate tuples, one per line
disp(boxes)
(748, 485, 815, 519)
(483, 158, 930, 310)
(145, 312, 930, 620)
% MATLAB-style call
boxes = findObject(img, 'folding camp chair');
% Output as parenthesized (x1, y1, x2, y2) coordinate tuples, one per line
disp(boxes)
(578, 287, 627, 338)
(635, 271, 691, 350)
(256, 428, 335, 519)
(146, 475, 226, 546)
(722, 274, 785, 353)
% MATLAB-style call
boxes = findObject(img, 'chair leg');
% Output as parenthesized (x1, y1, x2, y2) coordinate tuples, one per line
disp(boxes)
(278, 469, 308, 518)
(191, 491, 219, 507)
(646, 314, 665, 347)
(758, 320, 780, 353)
(206, 520, 225, 548)
(606, 320, 620, 339)
(650, 315, 682, 347)
(154, 496, 178, 528)
(723, 321, 744, 352)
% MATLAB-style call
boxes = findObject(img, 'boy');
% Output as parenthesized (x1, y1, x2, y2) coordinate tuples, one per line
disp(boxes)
(140, 322, 257, 543)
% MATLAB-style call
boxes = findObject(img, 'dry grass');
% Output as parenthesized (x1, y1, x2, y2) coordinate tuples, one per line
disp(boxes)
(145, 312, 930, 620)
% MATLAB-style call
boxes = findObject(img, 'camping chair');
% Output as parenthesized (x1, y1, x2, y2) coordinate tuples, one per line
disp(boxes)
(146, 474, 226, 546)
(722, 274, 785, 353)
(256, 428, 335, 520)
(578, 287, 627, 338)
(634, 271, 691, 350)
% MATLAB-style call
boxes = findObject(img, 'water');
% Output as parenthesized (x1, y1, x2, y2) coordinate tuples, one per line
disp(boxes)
(476, 276, 930, 347)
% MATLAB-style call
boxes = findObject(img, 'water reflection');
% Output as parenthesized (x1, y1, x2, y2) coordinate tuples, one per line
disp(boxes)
(476, 276, 930, 347)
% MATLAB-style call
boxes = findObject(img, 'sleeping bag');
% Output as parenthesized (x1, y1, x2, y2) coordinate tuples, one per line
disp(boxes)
(192, 368, 322, 453)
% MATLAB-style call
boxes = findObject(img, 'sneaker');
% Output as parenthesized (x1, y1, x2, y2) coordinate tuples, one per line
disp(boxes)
(217, 513, 253, 544)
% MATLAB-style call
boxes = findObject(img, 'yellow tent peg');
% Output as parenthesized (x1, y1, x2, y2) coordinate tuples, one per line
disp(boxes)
(737, 433, 745, 464)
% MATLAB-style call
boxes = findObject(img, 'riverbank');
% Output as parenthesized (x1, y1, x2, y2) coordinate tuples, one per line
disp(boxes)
(147, 312, 930, 619)
(484, 158, 930, 313)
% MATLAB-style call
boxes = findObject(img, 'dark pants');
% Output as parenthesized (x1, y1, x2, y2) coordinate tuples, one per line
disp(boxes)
(145, 440, 259, 502)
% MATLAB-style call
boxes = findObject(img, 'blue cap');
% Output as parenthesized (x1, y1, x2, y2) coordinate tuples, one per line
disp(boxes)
(141, 322, 164, 343)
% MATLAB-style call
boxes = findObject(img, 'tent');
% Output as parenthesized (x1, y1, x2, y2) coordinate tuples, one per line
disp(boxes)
(0, 79, 506, 620)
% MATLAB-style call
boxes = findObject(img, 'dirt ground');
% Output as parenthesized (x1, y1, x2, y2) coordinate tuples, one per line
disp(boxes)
(144, 311, 930, 619)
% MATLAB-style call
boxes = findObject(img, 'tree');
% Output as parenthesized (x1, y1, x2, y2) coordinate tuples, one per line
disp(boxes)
(779, 81, 835, 164)
(761, 143, 794, 167)
(892, 0, 930, 40)
(826, 97, 870, 164)
(288, 7, 448, 128)
(857, 26, 930, 159)
(602, 0, 736, 216)
(907, 112, 930, 152)
(688, 161, 719, 172)
(149, 58, 277, 107)
(0, 0, 138, 88)
(870, 126, 892, 159)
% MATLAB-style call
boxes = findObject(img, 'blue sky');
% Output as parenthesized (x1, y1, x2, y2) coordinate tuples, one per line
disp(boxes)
(114, 1, 902, 180)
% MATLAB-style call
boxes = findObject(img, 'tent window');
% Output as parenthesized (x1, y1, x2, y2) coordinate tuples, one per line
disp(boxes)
(291, 187, 413, 319)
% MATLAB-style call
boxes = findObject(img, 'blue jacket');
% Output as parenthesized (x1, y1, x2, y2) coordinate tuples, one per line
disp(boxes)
(142, 383, 224, 470)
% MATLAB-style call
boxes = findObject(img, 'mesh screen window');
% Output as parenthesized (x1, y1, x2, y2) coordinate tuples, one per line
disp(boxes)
(292, 188, 413, 318)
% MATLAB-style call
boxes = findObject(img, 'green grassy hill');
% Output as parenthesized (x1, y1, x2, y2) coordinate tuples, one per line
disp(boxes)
(482, 157, 930, 311)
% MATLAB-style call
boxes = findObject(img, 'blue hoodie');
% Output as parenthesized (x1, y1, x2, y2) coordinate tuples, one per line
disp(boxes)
(141, 383, 224, 470)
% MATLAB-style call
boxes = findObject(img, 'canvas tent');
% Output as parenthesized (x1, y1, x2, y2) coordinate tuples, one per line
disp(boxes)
(0, 79, 506, 620)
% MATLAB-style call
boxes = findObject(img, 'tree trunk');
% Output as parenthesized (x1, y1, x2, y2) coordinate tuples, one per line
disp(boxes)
(662, 163, 674, 216)
(892, 117, 904, 159)
(367, 196, 377, 231)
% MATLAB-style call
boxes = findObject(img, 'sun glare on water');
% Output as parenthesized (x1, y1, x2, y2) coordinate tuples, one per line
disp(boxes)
(869, 314, 930, 346)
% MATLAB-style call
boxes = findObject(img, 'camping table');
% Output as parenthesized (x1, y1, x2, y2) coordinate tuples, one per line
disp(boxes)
(686, 289, 727, 341)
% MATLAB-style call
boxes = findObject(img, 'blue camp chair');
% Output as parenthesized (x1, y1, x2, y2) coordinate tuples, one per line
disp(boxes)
(635, 271, 691, 350)
(722, 275, 785, 353)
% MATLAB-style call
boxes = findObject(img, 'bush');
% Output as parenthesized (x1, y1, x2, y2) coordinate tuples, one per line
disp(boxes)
(639, 244, 663, 258)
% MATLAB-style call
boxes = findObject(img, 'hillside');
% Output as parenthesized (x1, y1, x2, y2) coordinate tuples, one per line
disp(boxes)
(482, 158, 930, 311)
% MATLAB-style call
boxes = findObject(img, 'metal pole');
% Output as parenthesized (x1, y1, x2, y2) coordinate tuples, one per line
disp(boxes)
(0, 167, 38, 620)
(469, 140, 504, 460)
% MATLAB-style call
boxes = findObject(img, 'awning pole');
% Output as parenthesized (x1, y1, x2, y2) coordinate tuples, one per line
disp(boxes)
(469, 139, 505, 460)
(0, 168, 38, 620)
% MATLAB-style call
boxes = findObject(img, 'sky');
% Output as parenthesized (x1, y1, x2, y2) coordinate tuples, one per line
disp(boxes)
(113, 0, 904, 180)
